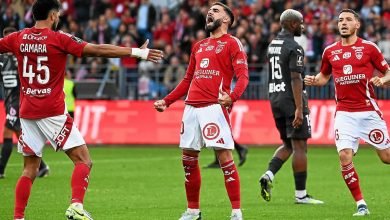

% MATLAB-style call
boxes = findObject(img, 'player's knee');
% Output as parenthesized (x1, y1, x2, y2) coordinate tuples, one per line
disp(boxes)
(216, 149, 233, 164)
(377, 148, 390, 164)
(291, 139, 307, 153)
(87, 160, 93, 168)
(338, 149, 353, 165)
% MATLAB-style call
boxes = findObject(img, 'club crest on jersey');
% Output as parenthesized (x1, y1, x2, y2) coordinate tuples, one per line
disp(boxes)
(297, 55, 303, 66)
(200, 58, 209, 68)
(216, 41, 227, 54)
(343, 52, 351, 59)
(369, 129, 384, 144)
(343, 65, 352, 74)
(202, 123, 220, 140)
(355, 51, 363, 60)
(216, 45, 225, 54)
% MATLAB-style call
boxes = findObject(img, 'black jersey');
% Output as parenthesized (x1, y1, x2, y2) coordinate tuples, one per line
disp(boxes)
(267, 30, 308, 117)
(0, 53, 20, 107)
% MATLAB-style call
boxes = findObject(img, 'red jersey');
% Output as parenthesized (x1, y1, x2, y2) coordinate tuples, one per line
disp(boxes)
(321, 38, 389, 112)
(164, 34, 249, 107)
(0, 27, 87, 119)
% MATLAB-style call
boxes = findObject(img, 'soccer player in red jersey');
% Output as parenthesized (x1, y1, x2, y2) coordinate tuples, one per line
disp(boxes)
(0, 0, 163, 219)
(154, 2, 248, 220)
(305, 9, 390, 216)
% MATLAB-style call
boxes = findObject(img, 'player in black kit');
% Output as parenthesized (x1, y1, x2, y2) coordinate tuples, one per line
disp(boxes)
(0, 27, 49, 178)
(258, 9, 323, 204)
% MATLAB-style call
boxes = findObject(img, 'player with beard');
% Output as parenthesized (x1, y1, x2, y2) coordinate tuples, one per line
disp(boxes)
(305, 9, 390, 216)
(0, 27, 50, 179)
(258, 9, 323, 205)
(0, 0, 163, 219)
(154, 2, 248, 220)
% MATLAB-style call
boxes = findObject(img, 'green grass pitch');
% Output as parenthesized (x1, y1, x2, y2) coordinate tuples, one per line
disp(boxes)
(0, 146, 389, 220)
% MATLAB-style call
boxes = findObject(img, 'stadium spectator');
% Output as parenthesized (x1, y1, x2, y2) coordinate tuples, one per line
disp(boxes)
(154, 2, 248, 220)
(0, 27, 50, 179)
(136, 0, 156, 44)
(153, 13, 175, 49)
(92, 15, 112, 44)
(1, 7, 20, 31)
(378, 31, 390, 63)
(259, 9, 323, 205)
(304, 9, 390, 216)
(0, 1, 163, 219)
(163, 56, 185, 93)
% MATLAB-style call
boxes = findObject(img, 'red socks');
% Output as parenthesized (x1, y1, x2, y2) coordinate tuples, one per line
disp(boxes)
(182, 153, 201, 209)
(221, 160, 241, 209)
(341, 162, 363, 201)
(71, 163, 91, 204)
(14, 176, 33, 219)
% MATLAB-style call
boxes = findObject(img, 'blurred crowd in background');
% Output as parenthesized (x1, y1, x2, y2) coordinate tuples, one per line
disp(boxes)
(1, 0, 390, 99)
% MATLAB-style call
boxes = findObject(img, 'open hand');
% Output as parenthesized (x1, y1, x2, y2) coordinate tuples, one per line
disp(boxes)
(140, 39, 164, 63)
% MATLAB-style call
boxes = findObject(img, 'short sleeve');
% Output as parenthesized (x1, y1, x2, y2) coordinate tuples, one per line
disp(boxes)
(58, 31, 87, 57)
(0, 32, 17, 54)
(320, 48, 332, 75)
(288, 44, 304, 73)
(370, 43, 390, 73)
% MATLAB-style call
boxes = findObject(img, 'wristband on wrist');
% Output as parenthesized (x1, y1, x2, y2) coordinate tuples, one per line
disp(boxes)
(131, 48, 149, 59)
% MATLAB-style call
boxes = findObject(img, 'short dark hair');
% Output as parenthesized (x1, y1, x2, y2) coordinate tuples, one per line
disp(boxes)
(32, 0, 61, 21)
(3, 27, 17, 37)
(339, 9, 360, 21)
(212, 2, 234, 28)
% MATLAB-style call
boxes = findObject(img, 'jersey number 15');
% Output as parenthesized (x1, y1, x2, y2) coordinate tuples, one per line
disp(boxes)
(270, 56, 282, 80)
(23, 56, 50, 84)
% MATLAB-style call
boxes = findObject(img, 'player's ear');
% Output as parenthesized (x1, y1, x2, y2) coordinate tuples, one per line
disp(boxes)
(355, 20, 361, 29)
(223, 16, 230, 25)
(50, 10, 57, 21)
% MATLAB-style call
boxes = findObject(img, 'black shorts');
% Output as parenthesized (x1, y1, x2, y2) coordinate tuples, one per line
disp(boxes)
(4, 104, 20, 131)
(271, 100, 311, 139)
(273, 114, 311, 140)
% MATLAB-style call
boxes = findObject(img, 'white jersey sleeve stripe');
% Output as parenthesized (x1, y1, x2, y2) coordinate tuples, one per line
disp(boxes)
(231, 36, 244, 51)
(322, 42, 338, 58)
(362, 40, 381, 53)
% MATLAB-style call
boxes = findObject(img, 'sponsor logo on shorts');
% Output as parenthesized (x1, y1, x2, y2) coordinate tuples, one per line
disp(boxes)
(55, 116, 73, 149)
(55, 126, 70, 147)
(369, 129, 384, 144)
(202, 123, 220, 140)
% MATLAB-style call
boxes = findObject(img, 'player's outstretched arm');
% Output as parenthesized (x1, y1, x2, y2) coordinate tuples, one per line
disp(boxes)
(304, 72, 330, 86)
(82, 39, 163, 63)
(370, 69, 390, 87)
(153, 100, 167, 112)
